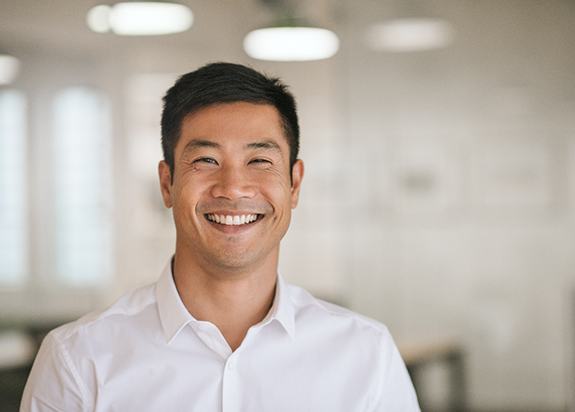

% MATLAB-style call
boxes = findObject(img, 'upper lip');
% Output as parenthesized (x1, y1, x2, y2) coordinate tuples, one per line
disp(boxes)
(204, 211, 263, 216)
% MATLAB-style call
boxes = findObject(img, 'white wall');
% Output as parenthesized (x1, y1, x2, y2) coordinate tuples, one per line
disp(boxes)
(338, 0, 575, 409)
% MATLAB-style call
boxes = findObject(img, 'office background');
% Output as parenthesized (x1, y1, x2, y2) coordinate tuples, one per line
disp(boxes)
(1, 0, 575, 410)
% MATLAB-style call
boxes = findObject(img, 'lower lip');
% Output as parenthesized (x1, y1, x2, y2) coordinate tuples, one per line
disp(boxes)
(205, 215, 264, 234)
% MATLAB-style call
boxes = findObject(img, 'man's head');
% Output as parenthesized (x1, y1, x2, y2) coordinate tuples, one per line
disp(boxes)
(158, 63, 304, 274)
(161, 62, 300, 183)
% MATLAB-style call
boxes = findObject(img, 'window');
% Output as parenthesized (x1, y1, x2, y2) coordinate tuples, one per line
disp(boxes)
(52, 87, 113, 286)
(0, 90, 27, 287)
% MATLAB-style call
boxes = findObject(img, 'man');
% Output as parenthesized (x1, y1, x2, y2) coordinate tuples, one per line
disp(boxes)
(21, 63, 419, 411)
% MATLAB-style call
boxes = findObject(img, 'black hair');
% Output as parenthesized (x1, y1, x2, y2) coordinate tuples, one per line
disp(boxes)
(161, 62, 300, 182)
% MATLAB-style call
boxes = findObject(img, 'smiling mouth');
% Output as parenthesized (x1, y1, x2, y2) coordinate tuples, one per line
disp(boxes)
(205, 213, 264, 226)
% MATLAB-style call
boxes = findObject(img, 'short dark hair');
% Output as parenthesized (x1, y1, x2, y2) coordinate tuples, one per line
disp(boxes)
(161, 62, 300, 181)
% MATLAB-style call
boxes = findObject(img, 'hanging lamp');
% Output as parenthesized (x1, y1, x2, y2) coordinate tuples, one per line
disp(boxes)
(86, 2, 193, 36)
(244, 0, 339, 63)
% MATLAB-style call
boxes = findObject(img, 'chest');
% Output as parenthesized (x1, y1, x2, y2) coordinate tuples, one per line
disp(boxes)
(89, 335, 377, 412)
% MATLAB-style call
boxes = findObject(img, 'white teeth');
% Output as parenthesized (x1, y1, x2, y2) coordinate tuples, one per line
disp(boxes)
(207, 214, 259, 226)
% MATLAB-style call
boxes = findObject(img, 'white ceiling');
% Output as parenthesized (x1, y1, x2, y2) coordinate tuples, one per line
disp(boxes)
(0, 0, 278, 56)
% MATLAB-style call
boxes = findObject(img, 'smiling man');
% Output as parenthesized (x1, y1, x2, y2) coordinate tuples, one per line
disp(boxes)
(21, 63, 419, 411)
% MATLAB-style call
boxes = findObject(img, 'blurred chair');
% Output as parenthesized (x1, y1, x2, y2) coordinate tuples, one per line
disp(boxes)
(0, 330, 35, 411)
(401, 339, 466, 412)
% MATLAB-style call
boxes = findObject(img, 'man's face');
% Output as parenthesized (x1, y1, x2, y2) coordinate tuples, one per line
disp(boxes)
(159, 102, 304, 273)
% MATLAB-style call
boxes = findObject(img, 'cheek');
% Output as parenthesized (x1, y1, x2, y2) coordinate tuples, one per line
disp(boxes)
(255, 166, 291, 188)
(261, 178, 293, 210)
(173, 179, 203, 213)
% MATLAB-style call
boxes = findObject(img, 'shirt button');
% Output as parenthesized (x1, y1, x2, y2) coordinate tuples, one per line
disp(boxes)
(227, 358, 236, 370)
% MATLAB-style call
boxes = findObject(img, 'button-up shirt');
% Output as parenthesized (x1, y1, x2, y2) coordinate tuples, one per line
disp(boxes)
(21, 260, 419, 411)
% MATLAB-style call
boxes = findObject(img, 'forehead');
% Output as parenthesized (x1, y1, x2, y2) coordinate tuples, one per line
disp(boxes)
(177, 102, 288, 151)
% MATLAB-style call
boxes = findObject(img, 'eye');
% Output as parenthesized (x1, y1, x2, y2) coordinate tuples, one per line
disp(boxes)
(194, 157, 219, 165)
(249, 158, 272, 166)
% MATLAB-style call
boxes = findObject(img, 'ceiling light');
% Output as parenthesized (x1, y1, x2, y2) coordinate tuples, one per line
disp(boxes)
(244, 26, 339, 62)
(0, 54, 20, 85)
(366, 18, 454, 52)
(86, 2, 193, 36)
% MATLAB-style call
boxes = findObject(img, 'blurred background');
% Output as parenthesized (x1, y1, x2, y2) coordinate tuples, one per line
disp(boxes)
(1, 0, 574, 410)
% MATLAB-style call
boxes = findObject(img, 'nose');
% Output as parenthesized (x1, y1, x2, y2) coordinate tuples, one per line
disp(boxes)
(210, 165, 256, 200)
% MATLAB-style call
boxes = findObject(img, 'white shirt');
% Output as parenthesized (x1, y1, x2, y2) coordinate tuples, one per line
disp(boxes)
(21, 260, 420, 412)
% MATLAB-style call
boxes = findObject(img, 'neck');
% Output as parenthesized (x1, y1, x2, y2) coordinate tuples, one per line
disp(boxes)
(172, 244, 278, 352)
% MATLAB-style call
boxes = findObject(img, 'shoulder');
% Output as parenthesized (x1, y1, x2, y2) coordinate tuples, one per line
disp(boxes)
(286, 282, 394, 343)
(23, 282, 160, 409)
(286, 284, 420, 409)
(49, 281, 157, 347)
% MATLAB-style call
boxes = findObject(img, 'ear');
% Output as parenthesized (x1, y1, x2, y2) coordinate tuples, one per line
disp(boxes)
(158, 160, 173, 208)
(290, 159, 304, 209)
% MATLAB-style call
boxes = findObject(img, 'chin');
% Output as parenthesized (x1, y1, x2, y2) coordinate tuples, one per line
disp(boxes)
(210, 250, 261, 271)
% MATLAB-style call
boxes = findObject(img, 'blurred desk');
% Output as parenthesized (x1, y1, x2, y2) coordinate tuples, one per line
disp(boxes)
(400, 339, 466, 412)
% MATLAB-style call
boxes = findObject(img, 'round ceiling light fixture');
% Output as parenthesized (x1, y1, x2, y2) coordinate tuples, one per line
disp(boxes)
(0, 54, 21, 85)
(366, 18, 454, 52)
(86, 2, 193, 36)
(244, 25, 339, 62)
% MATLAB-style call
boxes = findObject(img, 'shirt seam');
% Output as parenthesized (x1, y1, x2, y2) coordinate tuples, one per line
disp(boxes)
(366, 330, 389, 411)
(51, 332, 91, 411)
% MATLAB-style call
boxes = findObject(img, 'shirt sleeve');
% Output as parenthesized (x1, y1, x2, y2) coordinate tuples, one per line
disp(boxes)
(20, 332, 88, 412)
(370, 329, 421, 412)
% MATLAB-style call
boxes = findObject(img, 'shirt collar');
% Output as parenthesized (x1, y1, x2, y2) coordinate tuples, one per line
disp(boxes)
(155, 258, 296, 344)
(263, 274, 296, 339)
(155, 259, 194, 344)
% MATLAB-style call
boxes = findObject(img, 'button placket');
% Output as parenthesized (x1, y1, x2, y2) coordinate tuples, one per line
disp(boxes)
(222, 354, 240, 412)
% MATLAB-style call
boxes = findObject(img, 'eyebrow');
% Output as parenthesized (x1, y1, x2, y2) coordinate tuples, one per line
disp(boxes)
(182, 138, 282, 154)
(182, 139, 220, 154)
(246, 139, 282, 152)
